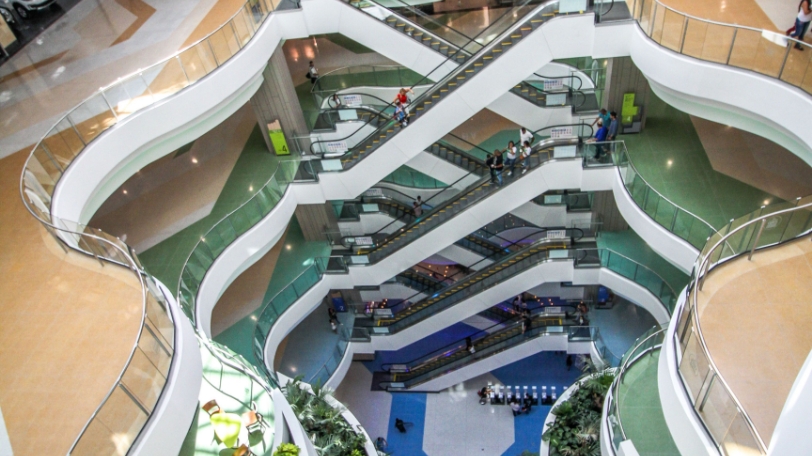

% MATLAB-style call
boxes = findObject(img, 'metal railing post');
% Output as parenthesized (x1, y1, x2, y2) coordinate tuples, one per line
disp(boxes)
(747, 219, 767, 260)
(726, 28, 738, 65)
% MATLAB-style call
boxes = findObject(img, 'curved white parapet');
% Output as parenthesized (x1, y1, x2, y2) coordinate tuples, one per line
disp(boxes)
(770, 342, 812, 454)
(50, 0, 455, 227)
(52, 8, 636, 230)
(611, 167, 698, 274)
(658, 289, 718, 456)
(629, 25, 812, 166)
(130, 280, 202, 456)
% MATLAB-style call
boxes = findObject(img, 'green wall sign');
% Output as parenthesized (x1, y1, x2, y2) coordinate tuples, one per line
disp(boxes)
(267, 120, 290, 156)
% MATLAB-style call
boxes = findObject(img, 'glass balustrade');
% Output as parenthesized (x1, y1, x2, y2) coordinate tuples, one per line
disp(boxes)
(311, 65, 428, 106)
(626, 0, 812, 95)
(671, 196, 812, 454)
(590, 248, 678, 314)
(381, 166, 448, 189)
(177, 159, 301, 323)
(605, 325, 666, 452)
(21, 0, 288, 220)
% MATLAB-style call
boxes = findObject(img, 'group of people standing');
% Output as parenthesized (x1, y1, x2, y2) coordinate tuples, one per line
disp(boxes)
(485, 127, 535, 187)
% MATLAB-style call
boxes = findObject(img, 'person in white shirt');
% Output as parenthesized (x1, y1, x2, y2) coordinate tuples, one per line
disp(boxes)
(519, 141, 532, 174)
(504, 141, 518, 176)
(790, 0, 812, 50)
(519, 127, 534, 147)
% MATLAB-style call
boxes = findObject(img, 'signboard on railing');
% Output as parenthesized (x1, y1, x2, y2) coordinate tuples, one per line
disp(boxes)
(354, 236, 374, 246)
(546, 93, 567, 106)
(546, 230, 567, 239)
(365, 188, 383, 197)
(326, 141, 348, 153)
(342, 94, 362, 107)
(543, 79, 564, 91)
(550, 126, 573, 138)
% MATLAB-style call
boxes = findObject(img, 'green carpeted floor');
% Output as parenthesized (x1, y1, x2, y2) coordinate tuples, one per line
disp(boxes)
(616, 350, 680, 455)
(214, 217, 332, 366)
(622, 93, 783, 230)
(139, 126, 281, 291)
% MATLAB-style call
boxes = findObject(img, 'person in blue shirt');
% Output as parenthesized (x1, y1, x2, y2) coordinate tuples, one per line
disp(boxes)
(591, 119, 609, 160)
(607, 111, 619, 140)
(591, 108, 611, 129)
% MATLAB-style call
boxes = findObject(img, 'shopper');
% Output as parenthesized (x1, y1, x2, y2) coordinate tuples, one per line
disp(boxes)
(413, 201, 423, 217)
(789, 0, 812, 50)
(504, 141, 518, 176)
(394, 87, 415, 109)
(466, 337, 476, 354)
(519, 141, 532, 174)
(511, 400, 522, 416)
(519, 127, 534, 147)
(607, 111, 619, 140)
(492, 150, 504, 186)
(486, 153, 496, 183)
(306, 61, 319, 84)
(394, 102, 408, 127)
(591, 108, 611, 128)
(590, 119, 609, 159)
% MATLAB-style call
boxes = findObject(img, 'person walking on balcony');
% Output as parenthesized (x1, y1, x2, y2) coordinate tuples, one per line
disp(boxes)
(504, 141, 518, 176)
(607, 111, 619, 140)
(788, 0, 812, 50)
(307, 61, 319, 84)
(590, 119, 609, 160)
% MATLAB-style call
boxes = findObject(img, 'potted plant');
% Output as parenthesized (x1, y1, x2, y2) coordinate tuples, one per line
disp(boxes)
(274, 443, 301, 456)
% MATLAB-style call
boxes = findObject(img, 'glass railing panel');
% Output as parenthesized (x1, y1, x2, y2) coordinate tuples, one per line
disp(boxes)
(140, 58, 190, 104)
(721, 410, 762, 455)
(208, 28, 238, 65)
(753, 200, 797, 248)
(79, 387, 149, 453)
(232, 9, 256, 46)
(178, 45, 217, 83)
(779, 45, 812, 90)
(681, 18, 709, 59)
(782, 198, 812, 242)
(678, 328, 711, 402)
(728, 29, 782, 78)
(67, 93, 116, 144)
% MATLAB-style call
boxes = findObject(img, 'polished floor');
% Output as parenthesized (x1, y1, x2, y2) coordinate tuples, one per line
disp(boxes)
(0, 150, 143, 454)
(696, 236, 812, 445)
(334, 351, 584, 456)
(616, 349, 680, 455)
(0, 0, 249, 157)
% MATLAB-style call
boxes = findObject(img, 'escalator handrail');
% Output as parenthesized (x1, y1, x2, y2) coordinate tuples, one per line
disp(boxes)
(532, 121, 593, 138)
(311, 64, 418, 95)
(369, 0, 478, 45)
(380, 303, 574, 371)
(319, 0, 558, 162)
(373, 230, 575, 312)
(364, 137, 579, 250)
(384, 319, 585, 389)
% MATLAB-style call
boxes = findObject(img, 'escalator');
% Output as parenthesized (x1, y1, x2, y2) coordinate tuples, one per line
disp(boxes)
(339, 190, 513, 263)
(295, 0, 568, 176)
(352, 137, 581, 264)
(374, 307, 578, 391)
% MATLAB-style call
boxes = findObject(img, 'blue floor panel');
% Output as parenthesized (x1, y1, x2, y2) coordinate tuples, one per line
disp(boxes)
(386, 393, 429, 456)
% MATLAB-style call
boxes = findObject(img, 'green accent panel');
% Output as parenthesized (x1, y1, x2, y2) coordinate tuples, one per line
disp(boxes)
(322, 33, 374, 54)
(597, 230, 690, 295)
(140, 126, 279, 290)
(616, 350, 680, 456)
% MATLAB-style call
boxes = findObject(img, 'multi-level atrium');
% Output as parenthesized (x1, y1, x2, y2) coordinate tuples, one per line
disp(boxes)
(2, 0, 812, 454)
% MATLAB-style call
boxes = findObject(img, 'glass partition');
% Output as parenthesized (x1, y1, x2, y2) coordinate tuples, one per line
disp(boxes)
(177, 159, 301, 323)
(673, 195, 812, 454)
(605, 325, 666, 453)
(626, 0, 812, 95)
(252, 255, 349, 381)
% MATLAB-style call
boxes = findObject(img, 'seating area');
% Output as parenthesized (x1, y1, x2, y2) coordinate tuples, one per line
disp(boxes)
(179, 343, 275, 456)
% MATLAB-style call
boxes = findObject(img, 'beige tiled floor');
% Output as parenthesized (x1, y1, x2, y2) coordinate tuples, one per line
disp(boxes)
(696, 236, 812, 445)
(0, 150, 143, 453)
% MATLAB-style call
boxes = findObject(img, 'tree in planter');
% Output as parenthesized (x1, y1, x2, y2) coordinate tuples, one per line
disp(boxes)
(283, 377, 368, 456)
(541, 363, 614, 456)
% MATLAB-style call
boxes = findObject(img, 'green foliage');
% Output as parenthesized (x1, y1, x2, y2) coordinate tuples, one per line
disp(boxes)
(283, 378, 368, 456)
(518, 451, 539, 456)
(274, 443, 301, 456)
(541, 370, 616, 456)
